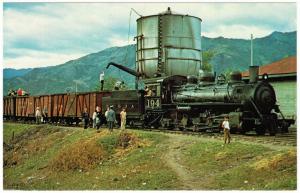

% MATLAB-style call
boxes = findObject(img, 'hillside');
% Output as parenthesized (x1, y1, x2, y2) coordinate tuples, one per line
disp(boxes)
(3, 31, 296, 95)
(203, 31, 296, 73)
(3, 68, 32, 79)
(3, 123, 296, 190)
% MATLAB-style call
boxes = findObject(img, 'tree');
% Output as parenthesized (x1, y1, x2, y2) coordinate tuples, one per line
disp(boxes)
(202, 50, 215, 72)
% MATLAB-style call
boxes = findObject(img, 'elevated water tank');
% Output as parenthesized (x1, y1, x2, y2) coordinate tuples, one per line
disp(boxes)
(136, 7, 202, 79)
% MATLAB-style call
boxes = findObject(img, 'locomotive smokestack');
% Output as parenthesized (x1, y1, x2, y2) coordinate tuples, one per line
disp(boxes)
(249, 34, 259, 83)
(249, 66, 259, 83)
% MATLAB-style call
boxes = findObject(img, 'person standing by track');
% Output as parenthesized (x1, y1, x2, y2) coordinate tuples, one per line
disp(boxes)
(35, 107, 42, 124)
(42, 107, 48, 123)
(81, 108, 89, 129)
(120, 107, 127, 130)
(107, 105, 116, 132)
(222, 115, 231, 144)
(95, 106, 103, 132)
(92, 107, 98, 129)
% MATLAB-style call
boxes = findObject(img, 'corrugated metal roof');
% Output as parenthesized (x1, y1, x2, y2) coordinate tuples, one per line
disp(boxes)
(242, 56, 296, 77)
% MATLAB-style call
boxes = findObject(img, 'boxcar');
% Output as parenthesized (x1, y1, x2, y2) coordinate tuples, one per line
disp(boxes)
(3, 96, 16, 120)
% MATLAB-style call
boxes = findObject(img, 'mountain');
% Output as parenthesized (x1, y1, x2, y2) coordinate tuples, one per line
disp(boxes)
(202, 31, 296, 73)
(4, 45, 136, 95)
(3, 31, 296, 95)
(3, 68, 32, 79)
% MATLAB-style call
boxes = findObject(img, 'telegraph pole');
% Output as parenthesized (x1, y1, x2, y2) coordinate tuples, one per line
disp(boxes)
(251, 34, 253, 66)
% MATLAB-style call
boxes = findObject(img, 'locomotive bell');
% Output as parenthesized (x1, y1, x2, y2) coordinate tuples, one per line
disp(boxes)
(230, 71, 242, 82)
(199, 72, 215, 84)
(187, 75, 198, 84)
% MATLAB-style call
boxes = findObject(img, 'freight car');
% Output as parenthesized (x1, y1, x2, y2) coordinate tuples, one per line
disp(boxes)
(4, 91, 112, 125)
(4, 90, 144, 127)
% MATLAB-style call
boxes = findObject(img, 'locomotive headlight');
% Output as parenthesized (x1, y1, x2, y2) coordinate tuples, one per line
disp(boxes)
(262, 73, 269, 80)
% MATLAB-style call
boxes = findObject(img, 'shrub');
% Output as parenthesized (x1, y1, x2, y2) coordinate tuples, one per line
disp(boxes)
(50, 139, 106, 171)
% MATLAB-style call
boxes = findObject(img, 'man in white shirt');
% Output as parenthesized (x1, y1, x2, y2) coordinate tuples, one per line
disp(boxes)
(35, 107, 42, 124)
(120, 108, 127, 130)
(99, 71, 104, 91)
(222, 115, 231, 144)
(92, 106, 98, 128)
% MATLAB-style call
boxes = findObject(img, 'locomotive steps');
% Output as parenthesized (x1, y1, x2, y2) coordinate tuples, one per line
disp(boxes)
(3, 123, 296, 190)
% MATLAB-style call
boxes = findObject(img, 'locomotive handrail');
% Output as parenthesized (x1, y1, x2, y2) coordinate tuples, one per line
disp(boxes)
(249, 98, 263, 120)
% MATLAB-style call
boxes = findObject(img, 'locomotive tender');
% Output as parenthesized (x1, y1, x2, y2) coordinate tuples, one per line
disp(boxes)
(3, 8, 294, 135)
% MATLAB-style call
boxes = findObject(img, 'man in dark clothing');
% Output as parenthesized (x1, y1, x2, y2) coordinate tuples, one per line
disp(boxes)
(42, 107, 48, 123)
(95, 106, 103, 132)
(82, 108, 89, 129)
(106, 105, 116, 132)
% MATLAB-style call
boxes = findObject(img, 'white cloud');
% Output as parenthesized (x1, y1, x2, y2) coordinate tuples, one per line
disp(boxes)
(108, 35, 135, 47)
(4, 49, 85, 69)
(203, 24, 273, 39)
(3, 2, 296, 69)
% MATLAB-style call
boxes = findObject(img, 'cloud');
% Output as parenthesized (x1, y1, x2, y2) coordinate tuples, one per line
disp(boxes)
(4, 49, 85, 69)
(3, 2, 296, 69)
(203, 24, 274, 39)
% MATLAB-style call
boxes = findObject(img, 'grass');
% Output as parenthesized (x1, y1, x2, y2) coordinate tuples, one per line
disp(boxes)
(3, 123, 180, 190)
(3, 123, 37, 143)
(3, 123, 297, 190)
(178, 139, 297, 190)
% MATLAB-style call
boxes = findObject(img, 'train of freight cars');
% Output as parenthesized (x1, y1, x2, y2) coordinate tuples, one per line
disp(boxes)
(3, 75, 295, 136)
(3, 8, 295, 135)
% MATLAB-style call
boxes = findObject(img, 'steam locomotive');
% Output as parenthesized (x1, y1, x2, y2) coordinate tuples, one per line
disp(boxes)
(105, 63, 294, 135)
(103, 8, 294, 135)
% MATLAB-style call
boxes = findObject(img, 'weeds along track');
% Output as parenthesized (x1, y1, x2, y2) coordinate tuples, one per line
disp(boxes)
(4, 121, 297, 147)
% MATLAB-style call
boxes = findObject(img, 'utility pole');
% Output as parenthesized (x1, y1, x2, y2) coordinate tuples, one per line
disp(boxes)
(251, 34, 253, 66)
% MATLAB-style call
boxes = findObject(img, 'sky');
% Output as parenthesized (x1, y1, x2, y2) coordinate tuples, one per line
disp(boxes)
(3, 2, 297, 69)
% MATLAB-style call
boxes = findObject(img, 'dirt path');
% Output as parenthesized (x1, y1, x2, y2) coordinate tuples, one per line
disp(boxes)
(162, 134, 203, 190)
(161, 132, 295, 190)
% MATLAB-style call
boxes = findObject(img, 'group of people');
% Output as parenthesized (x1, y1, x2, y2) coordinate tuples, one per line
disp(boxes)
(8, 88, 29, 96)
(81, 105, 127, 132)
(34, 102, 230, 142)
(35, 106, 48, 124)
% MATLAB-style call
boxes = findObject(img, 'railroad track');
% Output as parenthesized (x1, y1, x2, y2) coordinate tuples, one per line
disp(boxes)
(134, 127, 297, 147)
(4, 121, 297, 147)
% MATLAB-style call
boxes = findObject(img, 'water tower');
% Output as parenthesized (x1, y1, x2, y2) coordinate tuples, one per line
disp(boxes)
(136, 7, 202, 79)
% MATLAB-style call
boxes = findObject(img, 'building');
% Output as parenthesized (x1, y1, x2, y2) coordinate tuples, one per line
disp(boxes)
(242, 56, 296, 118)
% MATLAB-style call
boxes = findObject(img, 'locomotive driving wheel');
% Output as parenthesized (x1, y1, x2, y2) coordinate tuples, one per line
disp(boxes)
(267, 119, 277, 136)
(259, 116, 277, 136)
(255, 126, 266, 136)
(240, 120, 254, 134)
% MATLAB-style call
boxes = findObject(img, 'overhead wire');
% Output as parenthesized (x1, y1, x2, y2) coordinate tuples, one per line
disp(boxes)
(118, 8, 134, 85)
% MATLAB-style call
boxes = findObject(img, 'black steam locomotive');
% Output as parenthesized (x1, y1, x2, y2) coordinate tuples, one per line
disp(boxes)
(106, 62, 294, 135)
